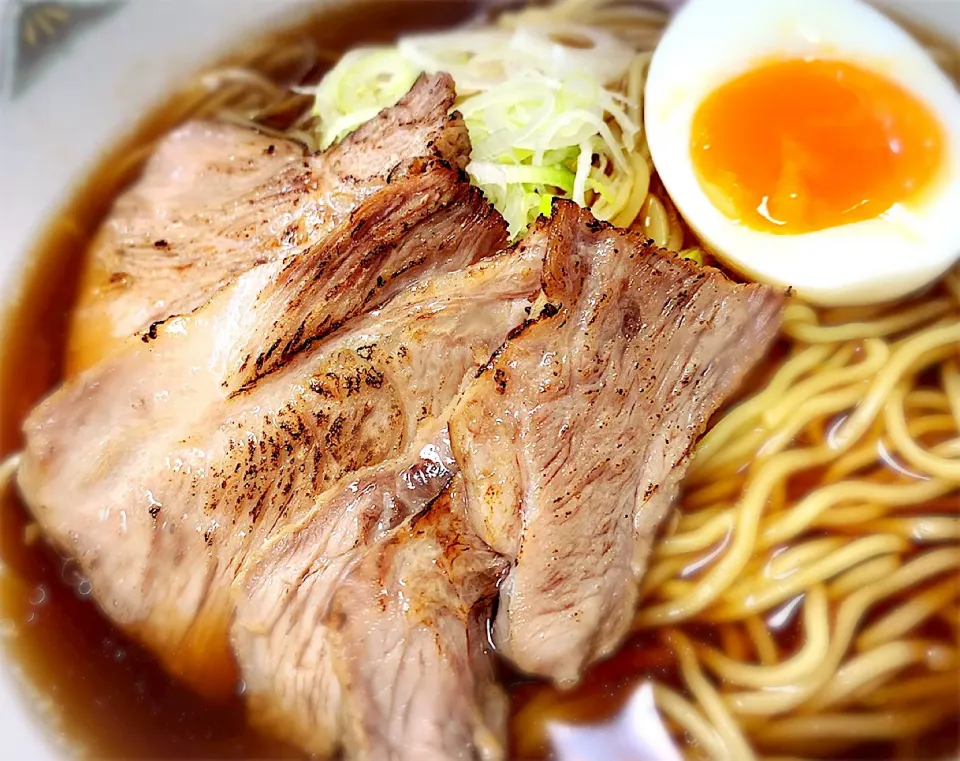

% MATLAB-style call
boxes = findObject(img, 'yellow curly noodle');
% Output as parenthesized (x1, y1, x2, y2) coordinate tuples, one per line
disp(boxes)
(641, 277, 960, 757)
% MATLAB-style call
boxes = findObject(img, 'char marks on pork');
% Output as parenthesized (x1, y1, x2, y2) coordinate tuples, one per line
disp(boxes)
(232, 243, 545, 754)
(234, 203, 782, 757)
(68, 73, 470, 372)
(18, 158, 511, 702)
(450, 201, 784, 683)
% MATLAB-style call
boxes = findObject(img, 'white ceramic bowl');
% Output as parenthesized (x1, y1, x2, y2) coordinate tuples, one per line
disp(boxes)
(0, 0, 957, 756)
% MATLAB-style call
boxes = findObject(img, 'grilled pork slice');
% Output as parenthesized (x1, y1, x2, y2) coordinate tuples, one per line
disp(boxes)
(17, 161, 509, 702)
(233, 239, 547, 756)
(327, 475, 509, 761)
(234, 422, 461, 757)
(68, 72, 469, 373)
(235, 205, 782, 760)
(450, 201, 785, 684)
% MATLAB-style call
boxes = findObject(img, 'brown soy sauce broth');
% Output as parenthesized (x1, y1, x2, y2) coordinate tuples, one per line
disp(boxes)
(0, 1, 480, 756)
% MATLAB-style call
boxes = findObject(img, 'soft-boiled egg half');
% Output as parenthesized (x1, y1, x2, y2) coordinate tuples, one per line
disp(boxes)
(645, 0, 960, 306)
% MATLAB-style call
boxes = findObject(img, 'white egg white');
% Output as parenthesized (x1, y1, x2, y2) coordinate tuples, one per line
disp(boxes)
(644, 0, 960, 306)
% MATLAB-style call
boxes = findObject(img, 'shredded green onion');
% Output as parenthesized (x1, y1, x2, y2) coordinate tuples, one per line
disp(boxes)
(313, 24, 649, 238)
(679, 248, 705, 266)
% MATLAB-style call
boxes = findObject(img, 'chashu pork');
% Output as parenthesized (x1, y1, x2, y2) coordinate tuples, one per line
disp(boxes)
(449, 201, 784, 683)
(17, 158, 509, 703)
(68, 72, 470, 373)
(232, 235, 548, 756)
(21, 173, 782, 761)
(238, 204, 783, 760)
(327, 474, 508, 761)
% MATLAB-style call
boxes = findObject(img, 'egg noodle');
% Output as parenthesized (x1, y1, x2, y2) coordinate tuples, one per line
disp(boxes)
(644, 282, 960, 759)
(2, 1, 956, 759)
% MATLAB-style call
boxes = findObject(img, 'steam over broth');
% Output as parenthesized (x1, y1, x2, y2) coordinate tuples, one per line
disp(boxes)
(1, 1, 958, 759)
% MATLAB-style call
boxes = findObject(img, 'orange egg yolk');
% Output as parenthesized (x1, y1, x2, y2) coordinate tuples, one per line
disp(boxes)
(690, 58, 945, 234)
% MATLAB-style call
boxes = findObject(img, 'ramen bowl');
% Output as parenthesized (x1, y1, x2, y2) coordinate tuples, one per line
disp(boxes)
(0, 0, 958, 758)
